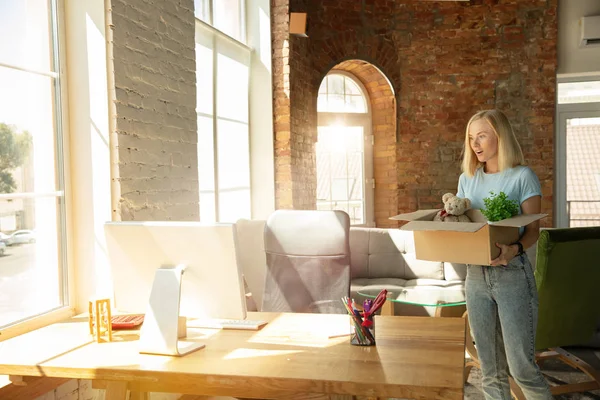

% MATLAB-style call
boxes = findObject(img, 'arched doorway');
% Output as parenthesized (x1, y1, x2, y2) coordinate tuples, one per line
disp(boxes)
(317, 60, 397, 227)
(316, 71, 374, 226)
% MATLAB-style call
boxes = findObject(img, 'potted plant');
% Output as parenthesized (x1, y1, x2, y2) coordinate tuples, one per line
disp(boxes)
(481, 191, 520, 223)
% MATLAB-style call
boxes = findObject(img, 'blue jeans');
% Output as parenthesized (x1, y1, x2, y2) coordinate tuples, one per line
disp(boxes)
(466, 255, 553, 400)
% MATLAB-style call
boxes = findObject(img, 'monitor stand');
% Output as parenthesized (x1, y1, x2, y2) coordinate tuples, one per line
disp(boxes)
(138, 264, 205, 356)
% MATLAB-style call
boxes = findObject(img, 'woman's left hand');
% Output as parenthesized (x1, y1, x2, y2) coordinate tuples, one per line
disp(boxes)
(490, 242, 519, 266)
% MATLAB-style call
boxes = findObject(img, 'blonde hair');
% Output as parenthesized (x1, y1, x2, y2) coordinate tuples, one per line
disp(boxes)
(461, 109, 525, 177)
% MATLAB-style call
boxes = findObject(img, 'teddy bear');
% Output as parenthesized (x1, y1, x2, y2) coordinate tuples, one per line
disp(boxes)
(433, 193, 472, 222)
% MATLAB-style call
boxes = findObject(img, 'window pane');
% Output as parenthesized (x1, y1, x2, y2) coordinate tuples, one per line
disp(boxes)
(198, 116, 216, 222)
(0, 0, 52, 71)
(196, 43, 213, 115)
(217, 119, 249, 190)
(316, 126, 365, 225)
(558, 81, 600, 104)
(328, 75, 344, 95)
(0, 66, 58, 193)
(318, 77, 327, 94)
(216, 51, 248, 122)
(348, 203, 363, 225)
(317, 95, 328, 112)
(214, 0, 242, 42)
(194, 0, 210, 23)
(0, 196, 61, 326)
(217, 119, 250, 222)
(327, 94, 345, 112)
(344, 77, 362, 95)
(345, 95, 366, 113)
(331, 177, 348, 201)
(316, 149, 330, 202)
(348, 153, 363, 200)
(318, 74, 368, 114)
(566, 117, 600, 227)
(219, 189, 250, 223)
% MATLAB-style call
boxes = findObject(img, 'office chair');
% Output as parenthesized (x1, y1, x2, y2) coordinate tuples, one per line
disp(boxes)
(261, 209, 351, 313)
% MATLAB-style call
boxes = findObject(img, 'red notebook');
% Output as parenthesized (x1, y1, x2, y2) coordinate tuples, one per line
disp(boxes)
(111, 314, 144, 330)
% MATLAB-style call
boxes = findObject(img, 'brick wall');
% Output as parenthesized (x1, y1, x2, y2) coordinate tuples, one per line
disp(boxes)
(290, 32, 317, 210)
(273, 0, 557, 226)
(272, 0, 293, 209)
(107, 0, 199, 221)
(273, 0, 318, 210)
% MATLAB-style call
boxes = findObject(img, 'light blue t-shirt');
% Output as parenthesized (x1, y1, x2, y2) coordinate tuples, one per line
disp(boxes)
(457, 165, 542, 214)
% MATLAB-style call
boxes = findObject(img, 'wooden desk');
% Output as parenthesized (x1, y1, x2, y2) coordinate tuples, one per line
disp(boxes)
(0, 312, 466, 400)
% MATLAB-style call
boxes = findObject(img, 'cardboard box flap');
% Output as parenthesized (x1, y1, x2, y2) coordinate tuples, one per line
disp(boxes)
(389, 209, 440, 221)
(401, 220, 487, 233)
(488, 213, 547, 227)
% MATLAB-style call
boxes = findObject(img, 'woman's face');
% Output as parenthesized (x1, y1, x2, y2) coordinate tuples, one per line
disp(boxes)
(468, 119, 498, 164)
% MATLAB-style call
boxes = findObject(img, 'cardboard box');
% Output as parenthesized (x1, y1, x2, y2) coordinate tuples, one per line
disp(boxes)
(390, 209, 546, 266)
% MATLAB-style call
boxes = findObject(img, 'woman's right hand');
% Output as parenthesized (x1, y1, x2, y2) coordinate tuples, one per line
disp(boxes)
(490, 242, 519, 266)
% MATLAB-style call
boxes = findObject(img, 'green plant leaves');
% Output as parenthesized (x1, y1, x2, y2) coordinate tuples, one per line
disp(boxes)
(481, 191, 520, 222)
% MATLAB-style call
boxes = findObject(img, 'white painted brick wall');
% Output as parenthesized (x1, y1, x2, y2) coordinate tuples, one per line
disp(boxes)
(108, 0, 199, 221)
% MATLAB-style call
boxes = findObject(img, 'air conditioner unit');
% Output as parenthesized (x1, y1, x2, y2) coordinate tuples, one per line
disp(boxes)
(580, 15, 600, 48)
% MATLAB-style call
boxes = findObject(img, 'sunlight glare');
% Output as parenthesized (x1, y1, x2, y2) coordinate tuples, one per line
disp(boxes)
(223, 347, 302, 360)
(85, 12, 112, 299)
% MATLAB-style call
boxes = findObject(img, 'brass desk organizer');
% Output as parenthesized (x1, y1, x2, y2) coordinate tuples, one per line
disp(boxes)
(88, 298, 113, 343)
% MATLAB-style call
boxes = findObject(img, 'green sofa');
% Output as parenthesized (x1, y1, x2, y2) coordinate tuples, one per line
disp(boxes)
(535, 226, 600, 350)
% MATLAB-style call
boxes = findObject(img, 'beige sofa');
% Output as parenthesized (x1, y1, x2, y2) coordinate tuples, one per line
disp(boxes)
(349, 227, 466, 316)
(235, 220, 466, 316)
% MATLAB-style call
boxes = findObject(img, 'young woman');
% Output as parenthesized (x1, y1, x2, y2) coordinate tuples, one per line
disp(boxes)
(457, 109, 553, 400)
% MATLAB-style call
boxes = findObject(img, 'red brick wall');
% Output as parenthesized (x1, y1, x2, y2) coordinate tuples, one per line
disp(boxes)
(272, 0, 293, 209)
(272, 0, 317, 210)
(272, 0, 557, 226)
(290, 29, 317, 210)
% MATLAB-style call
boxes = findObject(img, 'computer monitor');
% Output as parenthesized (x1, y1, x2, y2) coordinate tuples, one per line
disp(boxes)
(104, 221, 247, 321)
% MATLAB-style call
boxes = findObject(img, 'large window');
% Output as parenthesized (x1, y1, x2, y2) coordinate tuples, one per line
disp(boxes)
(195, 9, 251, 223)
(0, 0, 68, 328)
(195, 0, 246, 44)
(317, 73, 374, 226)
(556, 78, 600, 227)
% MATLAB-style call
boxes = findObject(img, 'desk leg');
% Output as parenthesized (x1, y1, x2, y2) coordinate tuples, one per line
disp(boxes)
(105, 381, 128, 400)
(130, 391, 150, 400)
(381, 298, 394, 316)
(435, 303, 466, 318)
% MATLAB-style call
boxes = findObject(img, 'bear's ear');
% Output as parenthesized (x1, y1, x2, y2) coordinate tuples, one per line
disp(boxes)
(464, 198, 472, 209)
(442, 192, 454, 203)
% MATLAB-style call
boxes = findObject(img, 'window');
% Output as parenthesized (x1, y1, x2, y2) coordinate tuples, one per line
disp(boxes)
(556, 77, 600, 227)
(558, 81, 600, 104)
(317, 73, 374, 226)
(196, 18, 251, 223)
(0, 0, 68, 328)
(318, 74, 367, 113)
(195, 0, 246, 44)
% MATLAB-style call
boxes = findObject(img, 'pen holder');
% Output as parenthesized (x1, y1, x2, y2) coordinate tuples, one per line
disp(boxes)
(350, 316, 375, 346)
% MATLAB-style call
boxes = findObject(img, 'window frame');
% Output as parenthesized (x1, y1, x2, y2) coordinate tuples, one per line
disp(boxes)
(0, 0, 75, 341)
(555, 74, 600, 228)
